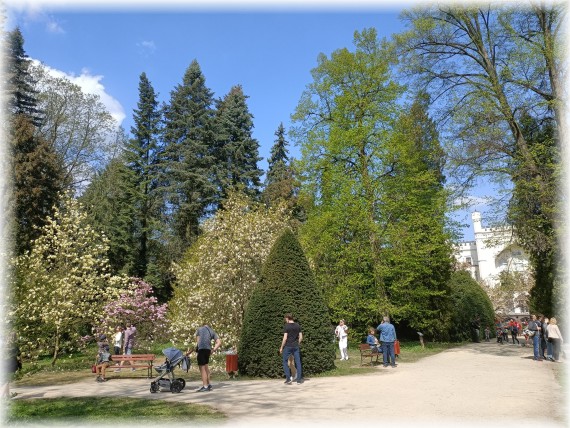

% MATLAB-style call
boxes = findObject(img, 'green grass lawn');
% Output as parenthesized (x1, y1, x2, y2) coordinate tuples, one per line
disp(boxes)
(6, 397, 226, 423)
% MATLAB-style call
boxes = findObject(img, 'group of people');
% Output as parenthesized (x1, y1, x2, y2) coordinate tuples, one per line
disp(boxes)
(333, 316, 398, 368)
(94, 324, 137, 382)
(481, 315, 564, 363)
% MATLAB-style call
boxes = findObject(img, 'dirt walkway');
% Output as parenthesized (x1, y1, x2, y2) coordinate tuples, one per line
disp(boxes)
(12, 342, 567, 427)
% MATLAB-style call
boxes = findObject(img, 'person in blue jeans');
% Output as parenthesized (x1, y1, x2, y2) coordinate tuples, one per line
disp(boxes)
(279, 313, 303, 384)
(528, 315, 542, 361)
(377, 316, 397, 368)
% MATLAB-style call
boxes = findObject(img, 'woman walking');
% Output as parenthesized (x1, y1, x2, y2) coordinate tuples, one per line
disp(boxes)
(547, 318, 563, 362)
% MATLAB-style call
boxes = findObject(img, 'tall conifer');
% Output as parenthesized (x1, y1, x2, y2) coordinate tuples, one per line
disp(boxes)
(263, 123, 294, 206)
(5, 28, 42, 126)
(126, 72, 164, 278)
(162, 60, 216, 248)
(238, 229, 335, 377)
(214, 85, 262, 202)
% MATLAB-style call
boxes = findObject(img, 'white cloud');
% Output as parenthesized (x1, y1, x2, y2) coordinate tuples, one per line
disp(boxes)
(33, 60, 126, 126)
(46, 19, 65, 34)
(137, 40, 157, 56)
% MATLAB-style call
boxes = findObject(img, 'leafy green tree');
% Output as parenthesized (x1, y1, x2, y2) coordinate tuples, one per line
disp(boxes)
(448, 271, 495, 342)
(10, 114, 64, 255)
(31, 63, 121, 192)
(239, 229, 335, 377)
(125, 72, 164, 280)
(396, 3, 563, 316)
(214, 85, 262, 202)
(162, 59, 217, 249)
(381, 92, 454, 339)
(12, 195, 127, 365)
(291, 28, 404, 326)
(168, 191, 292, 349)
(5, 28, 42, 126)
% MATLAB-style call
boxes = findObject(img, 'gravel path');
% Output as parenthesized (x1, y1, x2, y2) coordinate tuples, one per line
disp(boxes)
(12, 341, 567, 427)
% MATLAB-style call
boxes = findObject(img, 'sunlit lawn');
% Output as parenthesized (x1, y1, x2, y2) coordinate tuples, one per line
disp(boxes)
(6, 397, 226, 424)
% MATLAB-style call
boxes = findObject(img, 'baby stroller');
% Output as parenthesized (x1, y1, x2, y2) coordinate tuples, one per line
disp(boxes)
(150, 347, 190, 393)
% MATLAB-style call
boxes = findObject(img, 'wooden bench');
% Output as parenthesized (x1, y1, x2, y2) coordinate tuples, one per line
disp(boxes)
(107, 354, 156, 378)
(359, 343, 381, 365)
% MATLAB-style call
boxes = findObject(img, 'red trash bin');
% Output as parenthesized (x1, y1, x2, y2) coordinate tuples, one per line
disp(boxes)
(226, 353, 238, 373)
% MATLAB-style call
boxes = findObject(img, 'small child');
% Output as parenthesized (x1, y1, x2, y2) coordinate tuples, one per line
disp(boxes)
(484, 326, 490, 342)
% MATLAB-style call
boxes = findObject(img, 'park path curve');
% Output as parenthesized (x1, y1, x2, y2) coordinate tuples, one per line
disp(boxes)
(13, 341, 567, 427)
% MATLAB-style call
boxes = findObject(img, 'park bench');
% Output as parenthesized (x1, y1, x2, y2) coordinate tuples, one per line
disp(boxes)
(107, 354, 156, 378)
(359, 343, 381, 366)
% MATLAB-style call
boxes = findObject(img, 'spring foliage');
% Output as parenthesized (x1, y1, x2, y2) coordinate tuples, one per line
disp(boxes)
(168, 192, 292, 349)
(97, 278, 168, 350)
(11, 195, 126, 364)
(238, 229, 335, 378)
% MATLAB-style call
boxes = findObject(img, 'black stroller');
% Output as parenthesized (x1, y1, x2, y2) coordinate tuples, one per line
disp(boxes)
(150, 347, 190, 393)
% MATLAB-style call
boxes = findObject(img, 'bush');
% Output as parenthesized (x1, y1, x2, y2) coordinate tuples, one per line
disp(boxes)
(238, 229, 335, 377)
(448, 271, 495, 341)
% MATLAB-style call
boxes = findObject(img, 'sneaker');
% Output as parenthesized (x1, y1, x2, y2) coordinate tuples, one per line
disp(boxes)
(207, 384, 213, 391)
(131, 368, 136, 371)
(296, 378, 304, 384)
(284, 379, 292, 385)
(197, 386, 209, 392)
(96, 376, 101, 382)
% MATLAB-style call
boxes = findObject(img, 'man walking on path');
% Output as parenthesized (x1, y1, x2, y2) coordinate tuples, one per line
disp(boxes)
(377, 316, 397, 368)
(528, 315, 542, 361)
(279, 313, 303, 384)
(195, 324, 221, 392)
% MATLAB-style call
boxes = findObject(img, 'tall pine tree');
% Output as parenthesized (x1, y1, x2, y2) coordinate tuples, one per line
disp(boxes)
(263, 123, 295, 207)
(126, 72, 164, 279)
(162, 60, 216, 249)
(5, 28, 43, 126)
(214, 85, 262, 202)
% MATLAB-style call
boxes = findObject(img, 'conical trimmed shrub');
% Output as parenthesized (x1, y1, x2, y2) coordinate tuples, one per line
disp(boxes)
(238, 229, 335, 377)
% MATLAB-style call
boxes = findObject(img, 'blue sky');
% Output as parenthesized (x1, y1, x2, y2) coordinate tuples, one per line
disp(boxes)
(5, 2, 493, 240)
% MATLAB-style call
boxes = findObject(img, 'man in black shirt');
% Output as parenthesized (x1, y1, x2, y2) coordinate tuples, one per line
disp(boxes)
(279, 313, 303, 384)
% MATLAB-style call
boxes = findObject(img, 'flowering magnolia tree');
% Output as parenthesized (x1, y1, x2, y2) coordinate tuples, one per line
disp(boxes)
(11, 195, 127, 365)
(97, 278, 168, 350)
(168, 191, 292, 350)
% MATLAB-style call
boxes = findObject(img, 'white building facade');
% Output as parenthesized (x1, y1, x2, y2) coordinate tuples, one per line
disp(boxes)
(454, 212, 531, 315)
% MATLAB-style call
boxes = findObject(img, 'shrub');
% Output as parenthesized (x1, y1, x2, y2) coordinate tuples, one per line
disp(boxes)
(238, 229, 335, 377)
(448, 271, 495, 341)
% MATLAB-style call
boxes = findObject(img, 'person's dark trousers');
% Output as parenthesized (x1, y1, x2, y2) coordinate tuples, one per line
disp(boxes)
(381, 341, 396, 366)
(282, 346, 302, 381)
(511, 332, 519, 344)
(532, 334, 541, 360)
(551, 338, 561, 361)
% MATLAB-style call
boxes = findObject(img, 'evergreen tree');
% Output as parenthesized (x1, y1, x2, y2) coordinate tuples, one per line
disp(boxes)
(448, 271, 495, 342)
(5, 28, 42, 126)
(80, 157, 138, 275)
(11, 114, 64, 255)
(214, 85, 262, 202)
(238, 229, 335, 377)
(126, 72, 164, 279)
(263, 122, 295, 207)
(162, 60, 216, 248)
